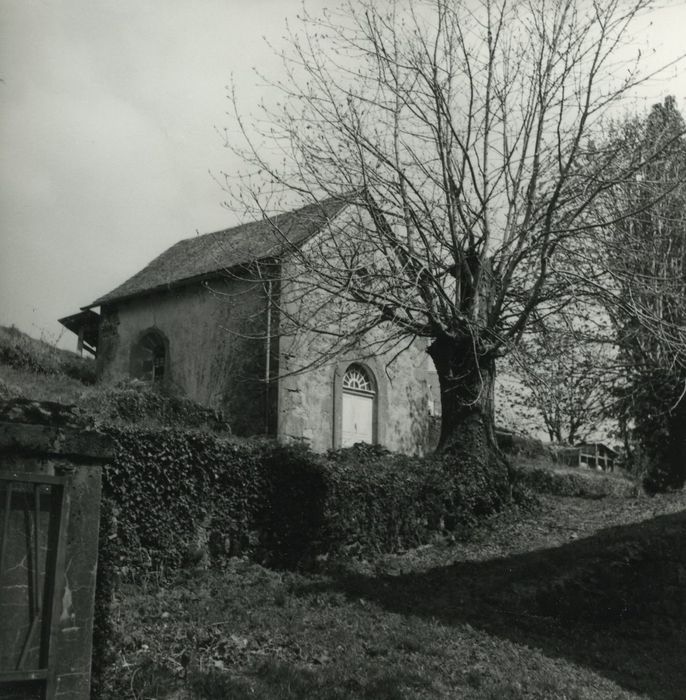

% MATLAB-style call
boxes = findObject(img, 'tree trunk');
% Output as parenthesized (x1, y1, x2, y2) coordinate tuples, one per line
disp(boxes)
(428, 335, 506, 473)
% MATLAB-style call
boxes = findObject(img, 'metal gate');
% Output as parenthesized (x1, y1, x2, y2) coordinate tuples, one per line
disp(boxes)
(0, 472, 70, 700)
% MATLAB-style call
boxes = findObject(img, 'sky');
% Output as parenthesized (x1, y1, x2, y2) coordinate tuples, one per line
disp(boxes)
(1, 0, 685, 351)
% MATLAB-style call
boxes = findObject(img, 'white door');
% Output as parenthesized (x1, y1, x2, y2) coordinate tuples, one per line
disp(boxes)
(341, 391, 374, 446)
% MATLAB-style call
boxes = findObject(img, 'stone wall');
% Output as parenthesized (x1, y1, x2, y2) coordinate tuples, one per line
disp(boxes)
(273, 215, 441, 454)
(97, 277, 273, 436)
(278, 325, 441, 455)
(0, 399, 111, 700)
(96, 272, 441, 454)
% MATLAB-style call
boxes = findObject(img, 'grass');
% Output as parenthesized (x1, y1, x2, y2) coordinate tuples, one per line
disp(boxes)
(0, 325, 230, 433)
(511, 455, 639, 498)
(98, 491, 686, 700)
(0, 324, 95, 403)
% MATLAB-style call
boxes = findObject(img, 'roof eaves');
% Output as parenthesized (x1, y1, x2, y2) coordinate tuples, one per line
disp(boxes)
(83, 254, 284, 310)
(86, 196, 350, 308)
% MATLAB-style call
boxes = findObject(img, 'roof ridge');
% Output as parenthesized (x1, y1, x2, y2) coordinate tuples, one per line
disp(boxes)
(86, 195, 349, 308)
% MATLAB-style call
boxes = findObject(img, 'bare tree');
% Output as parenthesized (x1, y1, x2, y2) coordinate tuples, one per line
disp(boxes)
(223, 0, 671, 470)
(502, 309, 616, 445)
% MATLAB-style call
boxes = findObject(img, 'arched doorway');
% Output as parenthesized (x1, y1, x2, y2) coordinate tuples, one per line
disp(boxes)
(341, 364, 376, 447)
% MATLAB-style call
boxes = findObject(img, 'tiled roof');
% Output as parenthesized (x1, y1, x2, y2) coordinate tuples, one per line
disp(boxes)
(87, 196, 348, 307)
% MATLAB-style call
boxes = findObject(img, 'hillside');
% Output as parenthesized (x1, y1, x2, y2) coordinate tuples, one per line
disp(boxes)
(0, 325, 229, 432)
(0, 324, 95, 403)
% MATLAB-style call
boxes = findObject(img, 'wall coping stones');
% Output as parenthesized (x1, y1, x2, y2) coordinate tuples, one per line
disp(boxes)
(0, 398, 113, 463)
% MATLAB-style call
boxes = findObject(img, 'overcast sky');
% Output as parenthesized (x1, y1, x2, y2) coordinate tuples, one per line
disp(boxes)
(1, 0, 684, 350)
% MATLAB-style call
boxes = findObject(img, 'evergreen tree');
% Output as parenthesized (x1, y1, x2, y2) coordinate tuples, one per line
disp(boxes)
(609, 97, 686, 490)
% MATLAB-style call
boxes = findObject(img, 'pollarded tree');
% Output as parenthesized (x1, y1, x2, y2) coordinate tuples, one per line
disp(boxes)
(224, 0, 673, 473)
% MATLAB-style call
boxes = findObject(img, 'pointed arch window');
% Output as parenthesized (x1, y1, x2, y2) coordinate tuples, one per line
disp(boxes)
(131, 329, 167, 383)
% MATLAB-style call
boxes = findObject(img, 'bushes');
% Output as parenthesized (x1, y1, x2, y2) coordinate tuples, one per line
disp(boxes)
(511, 462, 637, 498)
(93, 428, 267, 697)
(81, 382, 230, 432)
(100, 427, 265, 577)
(305, 446, 441, 559)
(496, 429, 548, 459)
(92, 432, 514, 695)
(98, 434, 513, 578)
(615, 368, 686, 493)
(259, 444, 329, 566)
(260, 443, 510, 565)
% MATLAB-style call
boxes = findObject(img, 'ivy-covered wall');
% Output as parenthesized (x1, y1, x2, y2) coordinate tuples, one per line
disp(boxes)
(92, 426, 513, 695)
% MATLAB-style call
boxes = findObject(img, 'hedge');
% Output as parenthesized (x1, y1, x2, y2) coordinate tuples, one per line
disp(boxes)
(92, 429, 512, 696)
(92, 427, 267, 698)
(98, 431, 512, 577)
(511, 463, 638, 498)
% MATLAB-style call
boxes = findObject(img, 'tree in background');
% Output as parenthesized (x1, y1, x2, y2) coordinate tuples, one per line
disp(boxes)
(601, 97, 686, 490)
(500, 309, 616, 445)
(225, 0, 667, 477)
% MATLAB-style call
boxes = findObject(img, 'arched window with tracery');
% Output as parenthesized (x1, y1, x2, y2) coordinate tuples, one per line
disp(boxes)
(130, 329, 167, 383)
(341, 364, 376, 446)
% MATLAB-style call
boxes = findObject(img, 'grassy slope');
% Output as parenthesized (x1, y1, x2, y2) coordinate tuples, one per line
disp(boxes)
(103, 491, 686, 700)
(0, 324, 95, 403)
(0, 325, 230, 432)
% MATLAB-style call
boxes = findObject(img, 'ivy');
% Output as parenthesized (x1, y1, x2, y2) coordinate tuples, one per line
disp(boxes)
(92, 430, 511, 696)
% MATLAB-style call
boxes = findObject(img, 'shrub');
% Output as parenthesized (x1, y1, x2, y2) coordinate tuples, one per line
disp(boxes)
(99, 427, 265, 577)
(98, 435, 514, 577)
(92, 427, 268, 697)
(93, 433, 515, 694)
(259, 443, 511, 565)
(322, 447, 443, 556)
(615, 368, 686, 493)
(259, 444, 329, 566)
(511, 463, 637, 498)
(81, 382, 230, 432)
(496, 429, 548, 458)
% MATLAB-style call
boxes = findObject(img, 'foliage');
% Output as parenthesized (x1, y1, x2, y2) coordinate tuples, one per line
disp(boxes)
(80, 380, 231, 432)
(252, 442, 511, 566)
(95, 491, 686, 700)
(600, 97, 686, 490)
(617, 369, 686, 493)
(92, 427, 268, 697)
(259, 444, 330, 567)
(511, 460, 637, 499)
(495, 430, 547, 459)
(91, 431, 514, 693)
(99, 427, 266, 577)
(98, 431, 512, 577)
